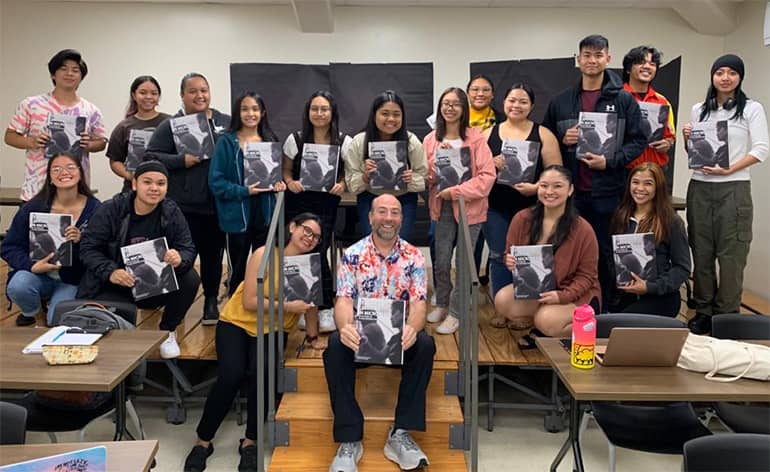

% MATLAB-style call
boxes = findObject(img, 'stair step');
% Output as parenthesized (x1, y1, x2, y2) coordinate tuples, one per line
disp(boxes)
(268, 444, 467, 472)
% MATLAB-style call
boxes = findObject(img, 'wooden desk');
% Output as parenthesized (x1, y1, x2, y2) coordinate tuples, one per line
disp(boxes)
(536, 337, 770, 472)
(0, 440, 158, 472)
(0, 328, 167, 440)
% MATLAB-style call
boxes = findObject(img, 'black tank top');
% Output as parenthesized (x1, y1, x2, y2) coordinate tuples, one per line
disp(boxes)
(487, 122, 543, 219)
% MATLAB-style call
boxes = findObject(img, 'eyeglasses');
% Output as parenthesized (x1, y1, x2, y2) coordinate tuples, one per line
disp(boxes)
(51, 164, 79, 174)
(300, 224, 322, 243)
(441, 101, 463, 110)
(468, 87, 492, 94)
(310, 106, 331, 114)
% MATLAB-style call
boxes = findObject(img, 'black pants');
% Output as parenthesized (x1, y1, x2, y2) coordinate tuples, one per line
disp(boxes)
(93, 268, 200, 331)
(612, 290, 681, 318)
(226, 226, 268, 298)
(196, 322, 286, 441)
(322, 330, 435, 442)
(285, 192, 339, 309)
(184, 212, 225, 299)
(575, 192, 618, 310)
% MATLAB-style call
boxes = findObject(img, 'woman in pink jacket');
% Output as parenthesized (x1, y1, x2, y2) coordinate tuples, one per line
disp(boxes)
(423, 87, 496, 334)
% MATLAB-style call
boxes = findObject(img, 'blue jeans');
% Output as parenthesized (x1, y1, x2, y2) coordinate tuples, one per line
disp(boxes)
(6, 271, 79, 325)
(356, 191, 418, 244)
(482, 208, 514, 297)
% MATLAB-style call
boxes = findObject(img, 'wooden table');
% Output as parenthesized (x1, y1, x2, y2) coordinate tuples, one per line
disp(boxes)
(0, 440, 158, 471)
(536, 337, 770, 472)
(0, 328, 167, 440)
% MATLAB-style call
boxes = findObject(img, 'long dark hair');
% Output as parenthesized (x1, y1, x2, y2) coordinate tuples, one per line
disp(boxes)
(31, 152, 94, 205)
(610, 162, 674, 244)
(528, 165, 577, 249)
(229, 91, 278, 141)
(300, 91, 341, 146)
(503, 83, 536, 119)
(698, 77, 747, 122)
(125, 75, 161, 118)
(435, 87, 469, 141)
(362, 90, 408, 159)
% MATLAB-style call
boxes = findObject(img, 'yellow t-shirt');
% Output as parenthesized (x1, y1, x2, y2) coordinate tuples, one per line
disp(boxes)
(219, 252, 299, 337)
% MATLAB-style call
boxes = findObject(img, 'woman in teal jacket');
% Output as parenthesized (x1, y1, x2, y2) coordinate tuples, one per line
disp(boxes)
(209, 91, 285, 296)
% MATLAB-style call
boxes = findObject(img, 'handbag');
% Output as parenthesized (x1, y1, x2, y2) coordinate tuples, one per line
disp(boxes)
(677, 333, 770, 382)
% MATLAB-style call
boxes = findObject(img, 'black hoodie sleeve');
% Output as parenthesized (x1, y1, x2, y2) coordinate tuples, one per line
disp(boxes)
(79, 202, 121, 283)
(145, 118, 186, 170)
(646, 216, 691, 296)
(609, 94, 647, 169)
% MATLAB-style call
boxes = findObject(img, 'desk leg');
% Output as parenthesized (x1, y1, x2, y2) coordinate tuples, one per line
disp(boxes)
(113, 381, 127, 441)
(549, 397, 584, 472)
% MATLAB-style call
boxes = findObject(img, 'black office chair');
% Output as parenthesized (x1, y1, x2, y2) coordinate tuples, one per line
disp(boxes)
(710, 314, 770, 434)
(581, 313, 712, 472)
(683, 433, 770, 471)
(0, 401, 27, 444)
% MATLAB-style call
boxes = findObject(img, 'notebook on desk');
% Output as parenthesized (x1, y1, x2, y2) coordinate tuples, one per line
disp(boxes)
(22, 326, 103, 354)
(595, 327, 689, 367)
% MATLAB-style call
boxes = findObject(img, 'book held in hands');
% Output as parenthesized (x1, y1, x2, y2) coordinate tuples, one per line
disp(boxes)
(126, 129, 155, 171)
(355, 297, 406, 365)
(170, 112, 214, 160)
(687, 120, 729, 169)
(576, 112, 618, 159)
(612, 233, 657, 287)
(29, 212, 73, 266)
(510, 244, 554, 300)
(284, 253, 322, 307)
(368, 141, 408, 191)
(300, 143, 340, 192)
(497, 139, 540, 186)
(637, 102, 669, 144)
(434, 146, 471, 192)
(120, 237, 179, 301)
(243, 141, 282, 189)
(45, 113, 86, 160)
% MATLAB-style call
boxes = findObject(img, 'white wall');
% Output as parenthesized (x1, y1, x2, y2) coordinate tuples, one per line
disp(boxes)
(0, 1, 766, 293)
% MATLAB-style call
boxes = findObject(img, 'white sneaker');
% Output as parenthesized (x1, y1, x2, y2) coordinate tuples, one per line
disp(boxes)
(329, 441, 363, 472)
(383, 426, 429, 469)
(298, 313, 306, 330)
(427, 307, 448, 323)
(430, 293, 437, 305)
(319, 308, 337, 333)
(436, 315, 459, 335)
(160, 331, 180, 359)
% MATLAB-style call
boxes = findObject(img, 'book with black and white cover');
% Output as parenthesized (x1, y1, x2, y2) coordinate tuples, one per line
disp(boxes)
(612, 232, 657, 287)
(170, 112, 214, 160)
(354, 297, 405, 365)
(687, 120, 729, 169)
(29, 212, 73, 266)
(510, 244, 554, 300)
(637, 102, 669, 144)
(283, 253, 322, 307)
(44, 113, 86, 160)
(496, 139, 540, 186)
(435, 146, 471, 192)
(368, 141, 408, 191)
(576, 112, 618, 159)
(126, 129, 154, 172)
(300, 143, 340, 192)
(243, 141, 282, 189)
(0, 445, 107, 471)
(120, 237, 179, 301)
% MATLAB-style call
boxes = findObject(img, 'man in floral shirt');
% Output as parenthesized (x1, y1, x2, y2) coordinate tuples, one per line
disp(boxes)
(324, 194, 435, 472)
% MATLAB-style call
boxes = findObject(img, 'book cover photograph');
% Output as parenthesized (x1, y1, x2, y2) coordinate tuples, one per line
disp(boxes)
(300, 143, 340, 192)
(29, 212, 73, 266)
(687, 120, 729, 169)
(243, 141, 282, 189)
(44, 113, 86, 160)
(434, 146, 471, 192)
(284, 253, 322, 307)
(510, 244, 554, 300)
(354, 297, 406, 365)
(496, 139, 540, 186)
(126, 128, 155, 172)
(368, 141, 408, 191)
(637, 102, 669, 144)
(120, 237, 179, 301)
(170, 112, 214, 160)
(0, 445, 107, 472)
(576, 111, 618, 159)
(612, 232, 657, 287)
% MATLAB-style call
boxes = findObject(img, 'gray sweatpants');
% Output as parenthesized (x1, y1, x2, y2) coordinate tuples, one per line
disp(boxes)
(434, 204, 482, 317)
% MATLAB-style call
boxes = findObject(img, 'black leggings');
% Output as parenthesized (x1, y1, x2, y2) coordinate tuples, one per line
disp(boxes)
(184, 212, 225, 299)
(612, 290, 681, 318)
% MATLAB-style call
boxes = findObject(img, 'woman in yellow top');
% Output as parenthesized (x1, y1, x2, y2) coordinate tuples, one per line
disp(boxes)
(184, 212, 324, 472)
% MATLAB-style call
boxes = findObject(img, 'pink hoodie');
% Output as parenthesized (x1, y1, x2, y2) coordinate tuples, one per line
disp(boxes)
(423, 127, 496, 225)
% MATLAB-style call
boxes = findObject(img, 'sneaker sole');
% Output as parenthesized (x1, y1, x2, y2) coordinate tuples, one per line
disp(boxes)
(383, 444, 429, 470)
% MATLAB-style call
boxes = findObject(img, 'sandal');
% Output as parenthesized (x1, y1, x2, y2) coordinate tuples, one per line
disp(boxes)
(489, 315, 508, 328)
(517, 328, 545, 351)
(506, 318, 533, 331)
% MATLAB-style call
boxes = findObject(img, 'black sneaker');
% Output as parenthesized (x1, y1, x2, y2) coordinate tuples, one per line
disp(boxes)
(15, 314, 36, 326)
(202, 297, 219, 326)
(184, 444, 213, 472)
(688, 313, 712, 335)
(238, 438, 258, 472)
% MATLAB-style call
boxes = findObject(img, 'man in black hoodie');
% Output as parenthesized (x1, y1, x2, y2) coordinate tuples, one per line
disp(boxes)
(542, 34, 647, 308)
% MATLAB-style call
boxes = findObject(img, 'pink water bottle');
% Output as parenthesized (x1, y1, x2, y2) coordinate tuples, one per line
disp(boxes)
(570, 304, 596, 369)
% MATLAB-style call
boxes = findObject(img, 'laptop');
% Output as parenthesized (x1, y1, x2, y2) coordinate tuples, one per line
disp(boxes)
(595, 327, 690, 367)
